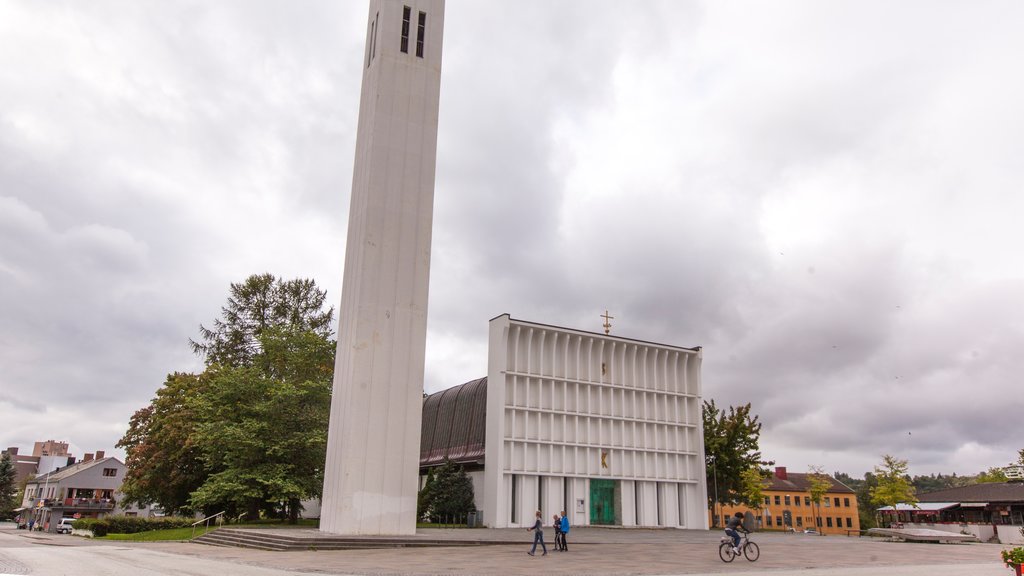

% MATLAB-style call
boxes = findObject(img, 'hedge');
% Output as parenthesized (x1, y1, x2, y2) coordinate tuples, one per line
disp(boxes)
(72, 516, 195, 537)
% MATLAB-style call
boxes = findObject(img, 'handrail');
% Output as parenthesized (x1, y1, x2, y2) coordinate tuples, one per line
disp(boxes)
(191, 511, 226, 539)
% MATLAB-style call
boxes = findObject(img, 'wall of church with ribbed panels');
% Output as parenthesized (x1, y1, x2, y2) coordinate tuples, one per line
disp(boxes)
(500, 322, 701, 481)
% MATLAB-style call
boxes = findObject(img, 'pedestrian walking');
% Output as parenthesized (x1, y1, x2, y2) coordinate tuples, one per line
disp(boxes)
(559, 510, 570, 551)
(527, 510, 547, 556)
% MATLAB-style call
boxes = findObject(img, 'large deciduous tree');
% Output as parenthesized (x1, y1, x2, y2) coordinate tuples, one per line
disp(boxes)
(117, 372, 209, 515)
(870, 454, 917, 525)
(703, 400, 770, 516)
(118, 275, 335, 519)
(188, 327, 334, 522)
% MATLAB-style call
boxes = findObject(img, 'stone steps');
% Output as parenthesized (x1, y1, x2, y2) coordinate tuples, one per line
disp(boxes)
(192, 528, 520, 551)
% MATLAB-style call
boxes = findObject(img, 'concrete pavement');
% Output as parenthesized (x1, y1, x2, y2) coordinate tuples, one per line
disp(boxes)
(0, 522, 1015, 575)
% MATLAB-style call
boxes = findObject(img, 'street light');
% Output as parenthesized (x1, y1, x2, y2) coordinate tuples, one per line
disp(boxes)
(709, 455, 719, 527)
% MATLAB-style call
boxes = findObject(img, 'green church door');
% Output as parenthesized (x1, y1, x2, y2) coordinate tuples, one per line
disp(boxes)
(589, 479, 616, 525)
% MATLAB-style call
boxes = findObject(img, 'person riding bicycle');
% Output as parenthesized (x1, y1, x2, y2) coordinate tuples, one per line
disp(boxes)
(724, 511, 748, 555)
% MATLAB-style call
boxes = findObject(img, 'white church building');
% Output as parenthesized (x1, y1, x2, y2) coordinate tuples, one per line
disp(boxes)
(420, 314, 709, 530)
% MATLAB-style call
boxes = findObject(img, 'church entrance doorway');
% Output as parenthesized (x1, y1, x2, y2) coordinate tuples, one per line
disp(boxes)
(589, 479, 616, 525)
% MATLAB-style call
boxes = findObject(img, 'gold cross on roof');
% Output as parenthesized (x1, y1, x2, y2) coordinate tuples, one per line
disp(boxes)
(601, 310, 614, 335)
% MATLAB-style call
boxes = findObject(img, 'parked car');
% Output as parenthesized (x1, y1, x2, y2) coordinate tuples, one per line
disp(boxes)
(803, 528, 818, 534)
(56, 518, 77, 534)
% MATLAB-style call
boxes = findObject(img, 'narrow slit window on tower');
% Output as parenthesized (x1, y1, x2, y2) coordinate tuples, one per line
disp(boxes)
(400, 6, 411, 53)
(416, 11, 426, 57)
(371, 12, 378, 62)
(367, 12, 378, 67)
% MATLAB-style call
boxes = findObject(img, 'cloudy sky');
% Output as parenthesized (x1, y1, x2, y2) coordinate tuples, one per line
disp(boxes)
(2, 1, 1022, 478)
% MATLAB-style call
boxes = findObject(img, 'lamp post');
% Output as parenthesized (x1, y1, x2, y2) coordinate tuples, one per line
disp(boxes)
(709, 455, 719, 527)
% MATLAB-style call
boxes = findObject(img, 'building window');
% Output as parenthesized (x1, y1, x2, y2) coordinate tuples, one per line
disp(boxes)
(103, 468, 117, 477)
(816, 516, 822, 527)
(846, 517, 852, 528)
(766, 515, 772, 526)
(796, 516, 803, 527)
(827, 517, 833, 528)
(764, 496, 770, 506)
(844, 497, 850, 507)
(774, 495, 781, 505)
(795, 496, 801, 507)
(510, 474, 518, 524)
(804, 496, 810, 506)
(834, 497, 840, 507)
(784, 495, 791, 505)
(416, 11, 426, 58)
(400, 6, 411, 53)
(824, 498, 831, 508)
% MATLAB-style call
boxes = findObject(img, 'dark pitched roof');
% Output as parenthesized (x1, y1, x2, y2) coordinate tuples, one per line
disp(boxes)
(420, 377, 487, 467)
(768, 472, 854, 494)
(917, 482, 1024, 503)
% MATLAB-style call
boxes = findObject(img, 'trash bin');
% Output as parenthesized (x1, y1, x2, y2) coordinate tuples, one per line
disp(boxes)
(467, 511, 477, 527)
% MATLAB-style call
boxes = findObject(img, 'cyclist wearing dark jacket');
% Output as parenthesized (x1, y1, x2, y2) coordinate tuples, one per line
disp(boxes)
(724, 512, 747, 553)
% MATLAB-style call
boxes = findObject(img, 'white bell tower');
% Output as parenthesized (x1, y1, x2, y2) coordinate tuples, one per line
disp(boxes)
(321, 0, 445, 536)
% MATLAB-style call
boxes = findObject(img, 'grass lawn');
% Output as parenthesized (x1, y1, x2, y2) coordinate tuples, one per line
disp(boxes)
(100, 527, 203, 541)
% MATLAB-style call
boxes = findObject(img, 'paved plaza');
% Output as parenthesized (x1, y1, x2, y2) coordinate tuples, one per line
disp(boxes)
(0, 523, 1016, 575)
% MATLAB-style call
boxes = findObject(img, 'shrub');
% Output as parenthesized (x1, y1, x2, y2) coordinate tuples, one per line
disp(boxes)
(72, 515, 195, 537)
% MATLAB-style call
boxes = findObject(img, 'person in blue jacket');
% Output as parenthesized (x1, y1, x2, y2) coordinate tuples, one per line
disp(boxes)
(559, 510, 570, 551)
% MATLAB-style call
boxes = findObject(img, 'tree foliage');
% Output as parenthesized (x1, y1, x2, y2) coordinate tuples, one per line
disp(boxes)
(870, 454, 918, 516)
(975, 467, 1009, 483)
(703, 400, 770, 509)
(417, 461, 475, 521)
(738, 466, 768, 509)
(0, 452, 17, 519)
(190, 273, 333, 368)
(118, 275, 335, 520)
(188, 327, 334, 522)
(117, 372, 208, 515)
(807, 465, 832, 533)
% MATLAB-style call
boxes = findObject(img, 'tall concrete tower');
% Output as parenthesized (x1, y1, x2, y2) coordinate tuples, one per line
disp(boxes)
(321, 0, 445, 535)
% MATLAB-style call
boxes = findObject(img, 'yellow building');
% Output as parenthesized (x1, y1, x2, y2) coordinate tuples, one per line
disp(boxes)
(711, 467, 860, 535)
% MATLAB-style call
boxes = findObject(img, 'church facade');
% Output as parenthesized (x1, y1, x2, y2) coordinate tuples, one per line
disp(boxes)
(420, 314, 709, 529)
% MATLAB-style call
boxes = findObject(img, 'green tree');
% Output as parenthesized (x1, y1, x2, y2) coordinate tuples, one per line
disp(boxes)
(870, 455, 917, 526)
(118, 275, 335, 518)
(188, 327, 334, 522)
(807, 466, 831, 534)
(190, 273, 333, 368)
(0, 452, 17, 519)
(417, 461, 475, 522)
(738, 466, 768, 509)
(975, 467, 1008, 483)
(703, 400, 770, 522)
(117, 372, 209, 515)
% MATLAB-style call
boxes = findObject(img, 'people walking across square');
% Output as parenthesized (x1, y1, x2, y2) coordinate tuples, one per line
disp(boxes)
(552, 514, 563, 551)
(527, 510, 547, 556)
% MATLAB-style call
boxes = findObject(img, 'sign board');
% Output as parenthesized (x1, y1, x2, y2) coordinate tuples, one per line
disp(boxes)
(576, 499, 585, 514)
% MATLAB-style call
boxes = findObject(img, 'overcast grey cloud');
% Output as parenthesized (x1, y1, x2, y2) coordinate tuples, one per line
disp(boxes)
(1, 1, 1022, 478)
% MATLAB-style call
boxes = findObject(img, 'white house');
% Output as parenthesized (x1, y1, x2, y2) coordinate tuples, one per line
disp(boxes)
(21, 452, 153, 531)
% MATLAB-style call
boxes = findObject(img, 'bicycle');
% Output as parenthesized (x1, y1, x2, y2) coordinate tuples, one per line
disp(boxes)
(719, 531, 759, 562)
